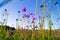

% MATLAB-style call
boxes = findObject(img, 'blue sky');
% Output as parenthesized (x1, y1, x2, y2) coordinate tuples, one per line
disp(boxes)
(0, 0, 60, 29)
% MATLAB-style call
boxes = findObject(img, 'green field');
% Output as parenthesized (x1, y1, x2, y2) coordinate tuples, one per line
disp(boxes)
(0, 25, 60, 40)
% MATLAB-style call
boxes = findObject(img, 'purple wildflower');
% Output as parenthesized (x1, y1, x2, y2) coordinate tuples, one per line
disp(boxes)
(32, 16, 35, 23)
(22, 7, 26, 12)
(27, 14, 30, 18)
(23, 14, 30, 18)
(32, 17, 35, 20)
(32, 20, 34, 23)
(29, 12, 34, 15)
(20, 19, 22, 21)
(23, 14, 27, 17)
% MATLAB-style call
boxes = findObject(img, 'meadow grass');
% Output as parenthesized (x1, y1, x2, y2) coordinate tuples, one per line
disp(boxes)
(0, 25, 60, 40)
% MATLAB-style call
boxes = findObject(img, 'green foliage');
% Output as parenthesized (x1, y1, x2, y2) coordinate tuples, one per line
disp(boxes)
(0, 26, 60, 40)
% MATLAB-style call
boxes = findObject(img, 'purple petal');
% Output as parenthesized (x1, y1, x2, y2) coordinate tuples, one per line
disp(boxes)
(23, 14, 27, 17)
(30, 12, 34, 15)
(22, 7, 26, 12)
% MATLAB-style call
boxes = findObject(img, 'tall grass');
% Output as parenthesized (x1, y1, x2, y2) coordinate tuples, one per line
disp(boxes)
(0, 25, 60, 40)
